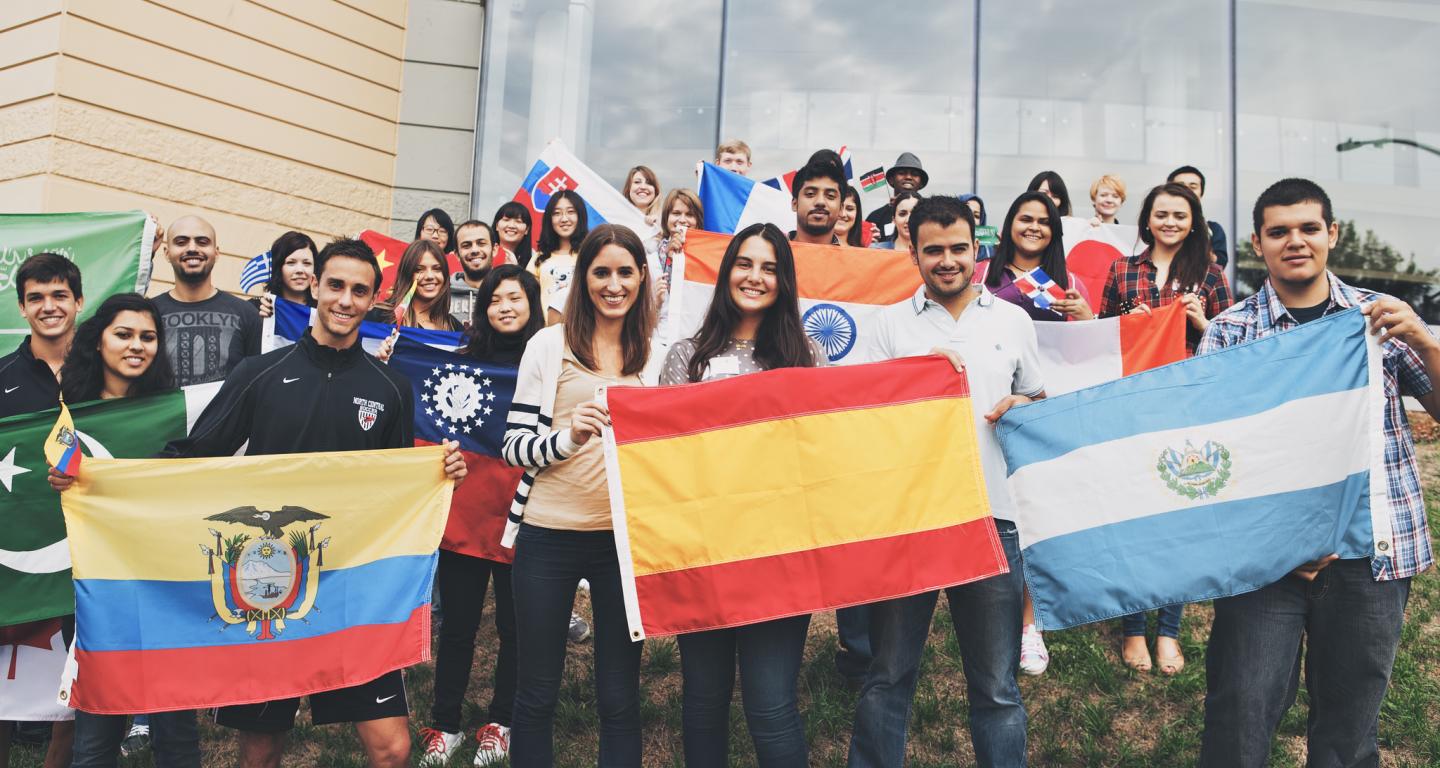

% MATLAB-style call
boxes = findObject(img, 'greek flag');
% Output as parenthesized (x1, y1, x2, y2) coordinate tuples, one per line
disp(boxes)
(239, 251, 270, 293)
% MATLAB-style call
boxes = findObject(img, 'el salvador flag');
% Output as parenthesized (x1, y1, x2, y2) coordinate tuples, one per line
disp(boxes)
(266, 297, 463, 355)
(996, 309, 1392, 630)
(697, 162, 795, 234)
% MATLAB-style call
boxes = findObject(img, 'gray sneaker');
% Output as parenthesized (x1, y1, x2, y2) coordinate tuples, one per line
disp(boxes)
(567, 612, 591, 643)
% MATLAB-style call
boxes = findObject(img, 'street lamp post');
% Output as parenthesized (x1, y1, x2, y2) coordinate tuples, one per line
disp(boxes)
(1336, 137, 1440, 158)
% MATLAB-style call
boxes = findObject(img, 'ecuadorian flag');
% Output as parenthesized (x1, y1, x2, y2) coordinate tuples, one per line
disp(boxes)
(59, 446, 452, 714)
(602, 357, 1007, 639)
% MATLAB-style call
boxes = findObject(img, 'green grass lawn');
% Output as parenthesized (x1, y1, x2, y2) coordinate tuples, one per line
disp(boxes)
(10, 452, 1440, 767)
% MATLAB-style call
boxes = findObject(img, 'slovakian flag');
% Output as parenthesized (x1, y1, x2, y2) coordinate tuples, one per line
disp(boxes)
(1033, 301, 1187, 396)
(670, 230, 920, 362)
(59, 445, 451, 713)
(1013, 267, 1068, 313)
(602, 357, 1006, 639)
(996, 309, 1391, 630)
(388, 337, 523, 563)
(511, 140, 655, 249)
(1061, 217, 1145, 301)
(265, 297, 463, 355)
(358, 230, 463, 299)
(696, 162, 795, 234)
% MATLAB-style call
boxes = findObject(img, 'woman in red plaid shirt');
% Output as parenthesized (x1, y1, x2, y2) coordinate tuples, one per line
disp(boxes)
(1098, 181, 1234, 675)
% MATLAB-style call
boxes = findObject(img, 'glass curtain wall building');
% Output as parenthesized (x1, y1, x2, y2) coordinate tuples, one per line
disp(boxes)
(474, 0, 1440, 318)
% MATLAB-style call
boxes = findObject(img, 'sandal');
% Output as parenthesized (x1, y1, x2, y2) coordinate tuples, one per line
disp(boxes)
(1155, 636, 1185, 676)
(1121, 635, 1152, 672)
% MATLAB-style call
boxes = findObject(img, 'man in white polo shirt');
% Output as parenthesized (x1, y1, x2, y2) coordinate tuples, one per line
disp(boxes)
(847, 195, 1041, 768)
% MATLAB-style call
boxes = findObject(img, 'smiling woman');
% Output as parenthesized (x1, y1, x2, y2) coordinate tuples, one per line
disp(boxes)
(371, 239, 463, 332)
(59, 294, 175, 404)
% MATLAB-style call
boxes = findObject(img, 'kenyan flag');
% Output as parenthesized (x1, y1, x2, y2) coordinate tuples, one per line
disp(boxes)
(859, 166, 887, 192)
(0, 385, 217, 626)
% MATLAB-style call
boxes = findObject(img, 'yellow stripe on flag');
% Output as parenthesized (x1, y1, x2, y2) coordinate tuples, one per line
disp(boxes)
(64, 446, 452, 581)
(615, 398, 987, 576)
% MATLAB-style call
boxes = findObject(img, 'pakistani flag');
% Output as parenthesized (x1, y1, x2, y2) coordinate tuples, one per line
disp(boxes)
(1, 211, 154, 336)
(0, 384, 217, 626)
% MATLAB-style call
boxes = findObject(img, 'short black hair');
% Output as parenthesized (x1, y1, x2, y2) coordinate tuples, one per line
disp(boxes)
(1167, 165, 1206, 193)
(1026, 171, 1072, 216)
(791, 157, 847, 201)
(1251, 177, 1334, 236)
(415, 208, 456, 253)
(316, 237, 382, 291)
(15, 253, 82, 304)
(909, 196, 976, 246)
(456, 219, 492, 237)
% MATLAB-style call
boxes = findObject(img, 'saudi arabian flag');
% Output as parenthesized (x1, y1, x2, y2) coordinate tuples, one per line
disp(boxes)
(1, 211, 154, 335)
(0, 384, 217, 626)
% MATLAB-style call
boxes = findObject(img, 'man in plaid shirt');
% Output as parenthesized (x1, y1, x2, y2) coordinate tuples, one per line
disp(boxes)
(1196, 178, 1439, 767)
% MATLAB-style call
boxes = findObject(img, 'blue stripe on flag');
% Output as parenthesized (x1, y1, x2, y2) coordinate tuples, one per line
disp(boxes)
(273, 297, 463, 349)
(997, 309, 1368, 472)
(239, 252, 271, 293)
(1023, 473, 1373, 629)
(698, 162, 754, 234)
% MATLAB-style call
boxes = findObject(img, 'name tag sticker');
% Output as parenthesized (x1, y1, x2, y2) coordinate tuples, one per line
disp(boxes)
(710, 356, 741, 376)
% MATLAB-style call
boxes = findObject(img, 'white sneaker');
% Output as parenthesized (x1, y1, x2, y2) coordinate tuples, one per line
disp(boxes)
(568, 611, 591, 643)
(473, 723, 511, 766)
(417, 727, 463, 766)
(1019, 623, 1049, 676)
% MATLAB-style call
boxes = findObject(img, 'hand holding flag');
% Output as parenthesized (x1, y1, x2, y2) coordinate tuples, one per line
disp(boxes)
(392, 282, 417, 325)
(44, 400, 82, 477)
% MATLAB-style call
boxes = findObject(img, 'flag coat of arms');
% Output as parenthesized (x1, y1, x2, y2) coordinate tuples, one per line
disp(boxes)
(1012, 267, 1068, 312)
(670, 230, 920, 362)
(511, 140, 656, 249)
(389, 337, 523, 562)
(1033, 301, 1188, 396)
(1, 212, 153, 335)
(696, 162, 796, 234)
(602, 357, 1007, 639)
(996, 309, 1391, 630)
(60, 445, 451, 714)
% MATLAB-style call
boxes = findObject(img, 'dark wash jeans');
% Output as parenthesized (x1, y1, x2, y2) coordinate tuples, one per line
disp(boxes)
(431, 549, 517, 732)
(848, 521, 1027, 768)
(1120, 603, 1183, 639)
(510, 524, 642, 768)
(835, 604, 874, 681)
(1200, 557, 1410, 768)
(70, 710, 200, 768)
(677, 613, 811, 767)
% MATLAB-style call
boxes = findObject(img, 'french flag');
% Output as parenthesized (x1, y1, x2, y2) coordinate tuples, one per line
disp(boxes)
(697, 162, 795, 234)
(997, 309, 1391, 630)
(1013, 267, 1068, 311)
(511, 140, 655, 247)
(1033, 301, 1188, 396)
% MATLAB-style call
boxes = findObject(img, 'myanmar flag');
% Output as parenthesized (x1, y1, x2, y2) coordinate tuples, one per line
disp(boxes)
(602, 357, 1008, 639)
(0, 385, 218, 627)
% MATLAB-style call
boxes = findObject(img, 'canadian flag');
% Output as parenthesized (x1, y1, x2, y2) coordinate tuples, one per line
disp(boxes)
(0, 618, 73, 720)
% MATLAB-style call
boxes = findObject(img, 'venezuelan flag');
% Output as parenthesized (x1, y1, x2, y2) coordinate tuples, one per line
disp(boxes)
(602, 357, 1007, 640)
(59, 446, 451, 714)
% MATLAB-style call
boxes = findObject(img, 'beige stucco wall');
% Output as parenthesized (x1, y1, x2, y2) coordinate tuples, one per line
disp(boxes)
(0, 0, 409, 295)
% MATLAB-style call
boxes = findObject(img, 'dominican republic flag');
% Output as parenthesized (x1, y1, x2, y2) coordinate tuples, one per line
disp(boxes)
(759, 146, 855, 194)
(1061, 217, 1145, 301)
(1033, 301, 1187, 396)
(997, 309, 1391, 630)
(1013, 267, 1067, 312)
(858, 166, 886, 192)
(511, 140, 655, 248)
(264, 297, 463, 355)
(697, 163, 795, 234)
(239, 252, 270, 293)
(671, 230, 919, 362)
(388, 337, 523, 563)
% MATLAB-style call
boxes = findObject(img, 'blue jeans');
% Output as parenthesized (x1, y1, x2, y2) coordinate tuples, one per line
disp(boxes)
(1120, 604, 1183, 638)
(70, 710, 199, 768)
(510, 524, 642, 768)
(847, 521, 1026, 768)
(834, 605, 873, 681)
(1199, 558, 1410, 768)
(678, 614, 810, 767)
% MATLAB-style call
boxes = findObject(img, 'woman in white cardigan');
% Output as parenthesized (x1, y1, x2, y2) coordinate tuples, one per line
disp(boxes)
(501, 223, 654, 767)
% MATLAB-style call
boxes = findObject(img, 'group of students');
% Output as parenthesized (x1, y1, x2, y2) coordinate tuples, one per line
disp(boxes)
(0, 138, 1436, 768)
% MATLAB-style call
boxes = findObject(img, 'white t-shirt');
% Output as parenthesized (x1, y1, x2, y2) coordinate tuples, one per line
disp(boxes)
(869, 285, 1044, 519)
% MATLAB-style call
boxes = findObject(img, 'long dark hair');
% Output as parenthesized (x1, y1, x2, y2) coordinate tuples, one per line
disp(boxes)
(1138, 183, 1213, 294)
(415, 208, 456, 254)
(987, 192, 1069, 290)
(563, 224, 652, 376)
(59, 293, 175, 404)
(535, 190, 589, 267)
(463, 265, 544, 360)
(384, 239, 456, 329)
(840, 186, 865, 247)
(686, 223, 815, 382)
(263, 231, 318, 304)
(492, 201, 533, 268)
(1026, 170, 1072, 216)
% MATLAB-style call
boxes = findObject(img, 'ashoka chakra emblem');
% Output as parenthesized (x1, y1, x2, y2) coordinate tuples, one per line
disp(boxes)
(803, 303, 856, 361)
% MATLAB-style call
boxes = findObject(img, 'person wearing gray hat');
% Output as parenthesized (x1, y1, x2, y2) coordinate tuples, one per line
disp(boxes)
(865, 152, 929, 243)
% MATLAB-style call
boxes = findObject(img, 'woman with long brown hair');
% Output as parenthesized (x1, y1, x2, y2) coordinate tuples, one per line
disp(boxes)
(371, 239, 462, 331)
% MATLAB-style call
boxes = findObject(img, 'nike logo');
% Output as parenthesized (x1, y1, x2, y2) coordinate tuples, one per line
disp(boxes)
(375, 694, 397, 704)
(2, 387, 17, 394)
(282, 377, 300, 384)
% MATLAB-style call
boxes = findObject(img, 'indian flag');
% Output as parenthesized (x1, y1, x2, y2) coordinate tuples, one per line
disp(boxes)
(602, 357, 1007, 639)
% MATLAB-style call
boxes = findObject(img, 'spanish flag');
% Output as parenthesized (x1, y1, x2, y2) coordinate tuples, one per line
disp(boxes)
(58, 446, 451, 714)
(602, 357, 1007, 640)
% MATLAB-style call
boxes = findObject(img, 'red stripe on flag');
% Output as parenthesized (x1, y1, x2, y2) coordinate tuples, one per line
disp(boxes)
(632, 518, 1006, 637)
(418, 441, 522, 563)
(69, 607, 430, 715)
(607, 356, 970, 445)
(1118, 300, 1188, 376)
